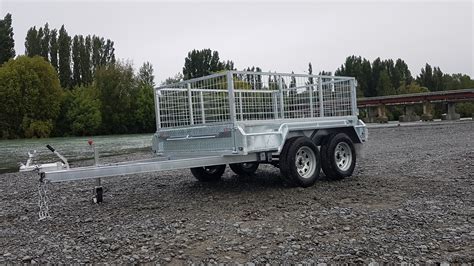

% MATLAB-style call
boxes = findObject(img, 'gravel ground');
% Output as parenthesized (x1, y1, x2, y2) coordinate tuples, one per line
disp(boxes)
(1, 121, 473, 264)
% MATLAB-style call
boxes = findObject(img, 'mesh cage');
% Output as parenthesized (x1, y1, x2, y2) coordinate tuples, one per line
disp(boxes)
(155, 71, 356, 129)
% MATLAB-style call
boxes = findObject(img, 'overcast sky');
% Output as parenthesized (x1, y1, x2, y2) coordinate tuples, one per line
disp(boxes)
(1, 0, 473, 83)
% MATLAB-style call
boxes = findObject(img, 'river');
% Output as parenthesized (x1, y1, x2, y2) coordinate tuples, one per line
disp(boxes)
(0, 134, 153, 173)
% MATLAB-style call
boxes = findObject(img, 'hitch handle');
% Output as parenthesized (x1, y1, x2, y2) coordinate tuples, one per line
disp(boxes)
(45, 145, 69, 169)
(46, 145, 55, 153)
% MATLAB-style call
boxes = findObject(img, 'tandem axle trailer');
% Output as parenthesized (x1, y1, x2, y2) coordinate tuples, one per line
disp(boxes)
(20, 71, 367, 220)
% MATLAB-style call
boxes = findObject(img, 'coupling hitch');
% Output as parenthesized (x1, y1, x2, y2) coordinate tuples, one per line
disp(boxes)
(19, 145, 69, 173)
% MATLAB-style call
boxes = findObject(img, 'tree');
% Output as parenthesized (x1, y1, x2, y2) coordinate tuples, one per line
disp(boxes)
(335, 55, 373, 97)
(91, 35, 115, 71)
(95, 61, 137, 134)
(80, 35, 92, 85)
(131, 62, 156, 132)
(182, 49, 234, 80)
(289, 71, 297, 88)
(58, 25, 72, 88)
(37, 27, 44, 55)
(102, 39, 115, 65)
(131, 62, 156, 133)
(254, 67, 262, 90)
(417, 63, 434, 90)
(0, 13, 15, 65)
(382, 59, 395, 88)
(25, 26, 41, 57)
(398, 81, 429, 94)
(49, 29, 58, 70)
(65, 86, 101, 135)
(377, 69, 395, 96)
(40, 23, 50, 60)
(360, 59, 373, 96)
(163, 73, 184, 85)
(371, 57, 383, 96)
(307, 62, 314, 85)
(137, 61, 155, 87)
(0, 56, 62, 138)
(393, 59, 412, 89)
(71, 35, 82, 86)
(25, 23, 50, 61)
(416, 64, 446, 91)
(92, 36, 104, 71)
(443, 73, 474, 90)
(242, 66, 263, 90)
(432, 66, 444, 91)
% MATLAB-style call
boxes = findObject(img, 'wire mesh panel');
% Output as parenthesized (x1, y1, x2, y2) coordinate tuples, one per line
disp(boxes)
(321, 78, 353, 117)
(157, 89, 190, 128)
(157, 73, 229, 128)
(229, 72, 355, 121)
(234, 90, 275, 121)
(155, 71, 356, 129)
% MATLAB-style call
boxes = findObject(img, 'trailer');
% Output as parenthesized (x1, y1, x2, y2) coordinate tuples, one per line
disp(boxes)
(20, 71, 367, 220)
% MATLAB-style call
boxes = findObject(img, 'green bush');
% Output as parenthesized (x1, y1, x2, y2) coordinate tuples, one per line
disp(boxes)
(0, 56, 62, 138)
(22, 119, 53, 138)
(66, 85, 102, 136)
(456, 102, 474, 118)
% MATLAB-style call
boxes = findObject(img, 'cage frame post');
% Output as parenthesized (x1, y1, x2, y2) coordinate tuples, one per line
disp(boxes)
(309, 82, 314, 118)
(227, 71, 237, 125)
(278, 76, 285, 119)
(199, 91, 205, 124)
(318, 77, 324, 117)
(187, 83, 194, 125)
(154, 88, 161, 129)
(272, 92, 279, 119)
(350, 78, 358, 116)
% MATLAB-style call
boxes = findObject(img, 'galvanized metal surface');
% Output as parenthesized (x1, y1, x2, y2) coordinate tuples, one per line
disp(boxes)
(153, 71, 362, 157)
(38, 71, 366, 184)
(156, 71, 356, 128)
(43, 153, 258, 183)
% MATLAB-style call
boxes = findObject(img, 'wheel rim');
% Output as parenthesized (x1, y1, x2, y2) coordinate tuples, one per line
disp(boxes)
(295, 146, 316, 179)
(334, 142, 352, 171)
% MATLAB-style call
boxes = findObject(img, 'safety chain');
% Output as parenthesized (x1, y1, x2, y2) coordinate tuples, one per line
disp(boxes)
(38, 173, 51, 221)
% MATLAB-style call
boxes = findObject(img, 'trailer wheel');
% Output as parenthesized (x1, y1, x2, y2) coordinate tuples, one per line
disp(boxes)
(321, 133, 356, 180)
(279, 137, 300, 184)
(190, 165, 226, 182)
(283, 137, 321, 187)
(229, 162, 259, 176)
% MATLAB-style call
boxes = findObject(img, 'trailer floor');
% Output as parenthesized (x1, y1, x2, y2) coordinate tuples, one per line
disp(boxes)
(0, 121, 473, 264)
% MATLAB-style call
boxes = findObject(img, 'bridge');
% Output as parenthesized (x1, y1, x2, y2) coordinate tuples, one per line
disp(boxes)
(357, 89, 474, 123)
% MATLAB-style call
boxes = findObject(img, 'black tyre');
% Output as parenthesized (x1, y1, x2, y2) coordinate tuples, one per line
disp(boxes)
(282, 137, 321, 187)
(279, 137, 300, 184)
(321, 133, 356, 180)
(190, 165, 226, 182)
(229, 162, 259, 176)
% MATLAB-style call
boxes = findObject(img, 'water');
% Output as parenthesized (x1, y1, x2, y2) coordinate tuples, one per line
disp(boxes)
(0, 134, 153, 173)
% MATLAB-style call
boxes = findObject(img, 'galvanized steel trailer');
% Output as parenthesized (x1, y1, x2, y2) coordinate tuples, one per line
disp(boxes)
(21, 71, 367, 219)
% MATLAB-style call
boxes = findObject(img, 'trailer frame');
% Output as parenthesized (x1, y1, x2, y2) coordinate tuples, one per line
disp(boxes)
(21, 70, 367, 220)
